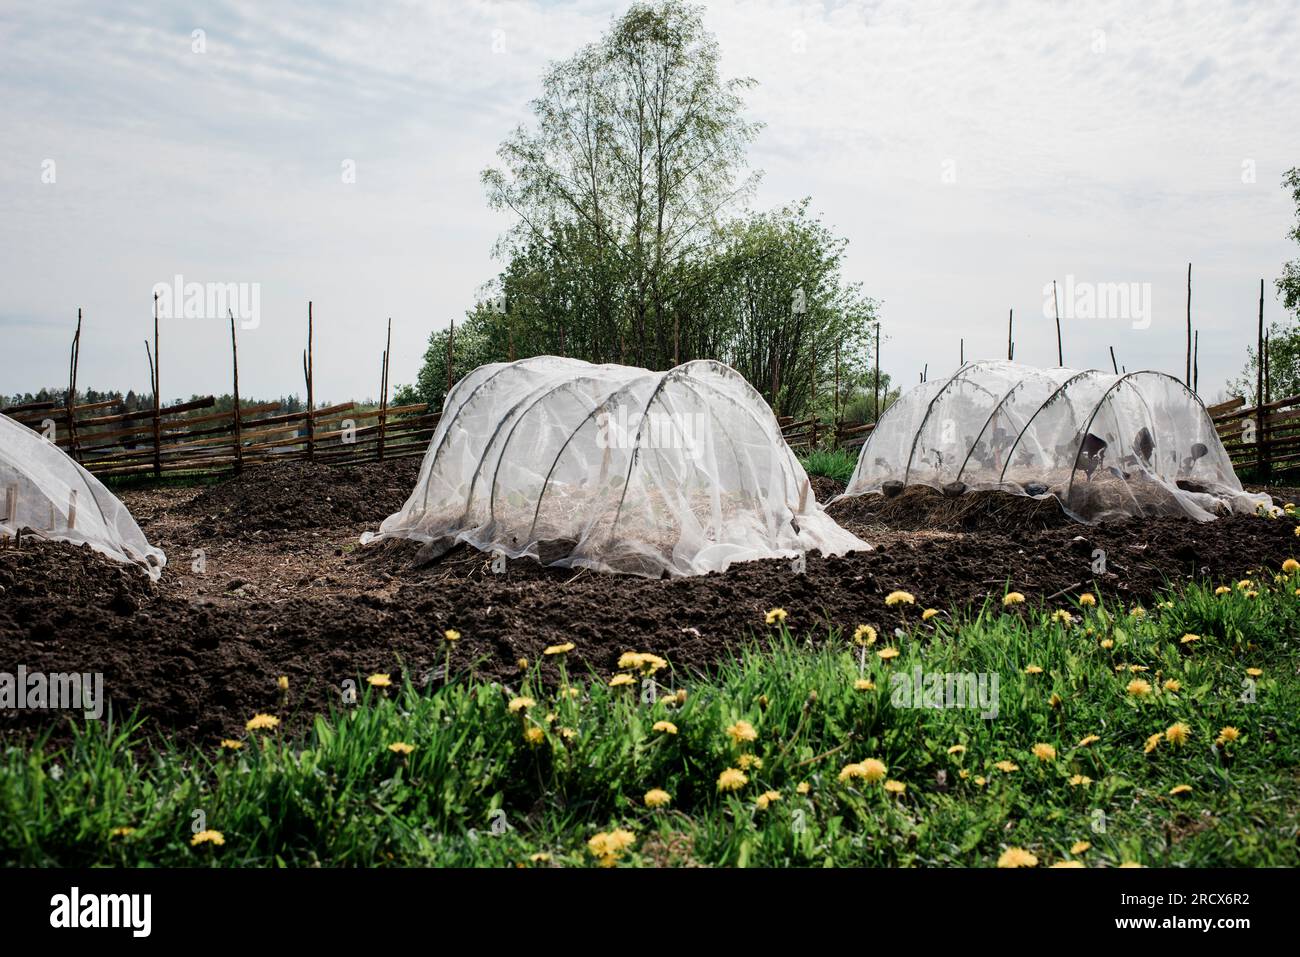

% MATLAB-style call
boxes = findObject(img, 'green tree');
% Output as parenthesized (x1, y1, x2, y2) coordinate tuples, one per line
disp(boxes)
(1230, 167, 1300, 402)
(481, 0, 761, 368)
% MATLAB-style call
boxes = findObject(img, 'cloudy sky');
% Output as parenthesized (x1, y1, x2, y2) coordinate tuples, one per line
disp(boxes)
(2, 0, 1297, 405)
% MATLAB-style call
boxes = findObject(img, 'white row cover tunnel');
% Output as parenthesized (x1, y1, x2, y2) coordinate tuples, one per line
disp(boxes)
(1, 413, 166, 578)
(366, 356, 868, 576)
(842, 360, 1269, 522)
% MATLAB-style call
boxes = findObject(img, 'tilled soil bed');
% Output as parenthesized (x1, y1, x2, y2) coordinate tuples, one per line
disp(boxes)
(3, 460, 1298, 745)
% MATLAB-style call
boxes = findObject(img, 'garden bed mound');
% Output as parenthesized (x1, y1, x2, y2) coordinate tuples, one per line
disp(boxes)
(826, 484, 1071, 533)
(180, 457, 421, 537)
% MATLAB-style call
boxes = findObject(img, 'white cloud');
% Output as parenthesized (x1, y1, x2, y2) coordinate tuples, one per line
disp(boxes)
(1, 0, 1296, 405)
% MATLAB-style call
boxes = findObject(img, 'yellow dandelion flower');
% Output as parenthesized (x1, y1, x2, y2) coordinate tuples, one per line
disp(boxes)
(1003, 592, 1026, 606)
(1071, 840, 1091, 855)
(276, 675, 289, 691)
(841, 757, 887, 783)
(1126, 678, 1152, 697)
(644, 788, 671, 808)
(652, 720, 678, 735)
(994, 760, 1019, 773)
(877, 646, 900, 660)
(1165, 722, 1190, 746)
(764, 608, 788, 625)
(796, 781, 811, 795)
(884, 779, 906, 795)
(1179, 633, 1199, 645)
(884, 590, 916, 606)
(516, 657, 528, 671)
(997, 847, 1038, 868)
(1119, 861, 1144, 868)
(1051, 609, 1073, 625)
(523, 726, 545, 745)
(1169, 784, 1192, 796)
(1078, 593, 1097, 606)
(1144, 733, 1162, 754)
(852, 624, 877, 646)
(1024, 664, 1043, 675)
(543, 641, 574, 655)
(109, 826, 135, 838)
(756, 789, 782, 810)
(921, 608, 940, 621)
(587, 829, 635, 860)
(1032, 743, 1056, 761)
(947, 744, 967, 755)
(1049, 693, 1063, 708)
(737, 753, 763, 771)
(508, 696, 535, 713)
(1237, 579, 1253, 591)
(609, 673, 636, 688)
(1068, 774, 1092, 787)
(443, 629, 461, 642)
(974, 775, 987, 787)
(558, 727, 577, 741)
(1129, 606, 1146, 619)
(1282, 558, 1299, 574)
(1100, 638, 1114, 649)
(854, 678, 876, 691)
(219, 738, 243, 750)
(1245, 667, 1263, 677)
(529, 852, 551, 863)
(717, 767, 749, 792)
(726, 720, 757, 745)
(367, 673, 392, 688)
(1077, 734, 1101, 747)
(1051, 860, 1086, 868)
(1163, 679, 1181, 693)
(1128, 664, 1148, 673)
(959, 769, 970, 779)
(1214, 586, 1231, 596)
(1215, 726, 1240, 745)
(245, 713, 280, 732)
(388, 741, 414, 755)
(1245, 590, 1258, 599)
(191, 830, 225, 847)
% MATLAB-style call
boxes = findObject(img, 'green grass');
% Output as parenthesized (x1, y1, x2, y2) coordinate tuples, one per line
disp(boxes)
(2, 579, 1298, 868)
(800, 448, 857, 484)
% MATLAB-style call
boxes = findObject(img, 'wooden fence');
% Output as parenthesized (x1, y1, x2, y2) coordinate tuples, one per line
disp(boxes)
(1, 396, 438, 480)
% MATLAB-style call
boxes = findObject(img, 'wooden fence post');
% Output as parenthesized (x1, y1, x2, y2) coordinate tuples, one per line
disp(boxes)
(1185, 264, 1192, 387)
(1257, 279, 1267, 481)
(152, 293, 161, 478)
(230, 311, 243, 473)
(304, 301, 315, 460)
(66, 309, 82, 462)
(378, 318, 391, 462)
(1053, 280, 1062, 366)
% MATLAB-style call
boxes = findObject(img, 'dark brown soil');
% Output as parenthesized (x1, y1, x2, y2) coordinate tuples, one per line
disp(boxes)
(179, 457, 421, 537)
(3, 459, 1297, 747)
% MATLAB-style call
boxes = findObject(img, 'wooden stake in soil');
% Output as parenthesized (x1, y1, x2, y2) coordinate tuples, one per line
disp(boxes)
(229, 311, 243, 473)
(304, 301, 315, 460)
(833, 341, 840, 447)
(959, 338, 964, 366)
(1007, 308, 1014, 361)
(1109, 346, 1118, 374)
(1053, 280, 1062, 366)
(151, 293, 161, 478)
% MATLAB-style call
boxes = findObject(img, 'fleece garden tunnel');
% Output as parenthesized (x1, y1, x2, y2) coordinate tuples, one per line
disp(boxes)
(839, 360, 1270, 523)
(365, 356, 868, 576)
(0, 412, 166, 578)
